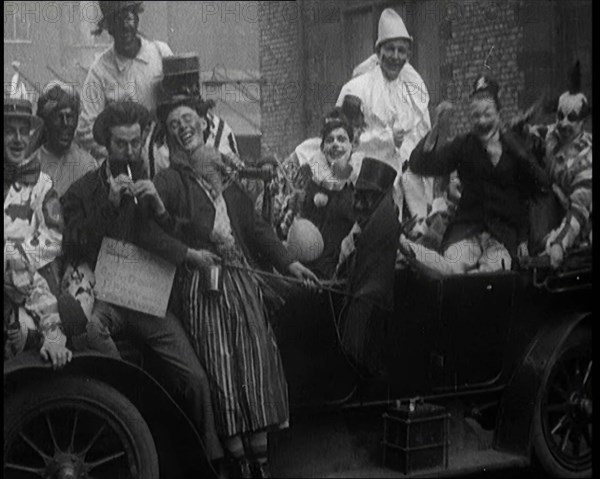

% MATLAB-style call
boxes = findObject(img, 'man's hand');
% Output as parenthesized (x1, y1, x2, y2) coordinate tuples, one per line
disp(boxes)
(435, 101, 454, 125)
(424, 101, 454, 153)
(517, 241, 529, 259)
(40, 339, 73, 370)
(130, 180, 166, 215)
(186, 248, 220, 269)
(107, 174, 133, 208)
(549, 243, 564, 269)
(288, 261, 320, 290)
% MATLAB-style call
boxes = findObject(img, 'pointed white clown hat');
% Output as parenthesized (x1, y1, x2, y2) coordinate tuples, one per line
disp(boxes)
(376, 8, 412, 49)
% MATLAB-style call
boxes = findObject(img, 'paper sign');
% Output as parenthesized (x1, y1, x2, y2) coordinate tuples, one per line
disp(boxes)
(94, 238, 176, 318)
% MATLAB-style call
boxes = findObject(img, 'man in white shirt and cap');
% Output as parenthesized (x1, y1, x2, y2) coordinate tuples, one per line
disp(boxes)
(76, 1, 239, 177)
(336, 8, 433, 228)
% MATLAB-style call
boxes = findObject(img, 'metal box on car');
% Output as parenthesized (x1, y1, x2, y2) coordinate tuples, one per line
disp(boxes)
(382, 402, 450, 474)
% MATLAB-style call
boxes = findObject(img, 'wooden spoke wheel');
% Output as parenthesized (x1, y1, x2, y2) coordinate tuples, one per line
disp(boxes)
(532, 328, 592, 477)
(4, 376, 158, 479)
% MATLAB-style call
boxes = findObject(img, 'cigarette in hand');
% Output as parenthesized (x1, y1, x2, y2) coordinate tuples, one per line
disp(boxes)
(126, 164, 138, 205)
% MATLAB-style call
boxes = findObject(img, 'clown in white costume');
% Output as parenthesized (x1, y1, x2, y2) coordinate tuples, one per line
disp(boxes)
(336, 8, 432, 224)
(4, 97, 71, 367)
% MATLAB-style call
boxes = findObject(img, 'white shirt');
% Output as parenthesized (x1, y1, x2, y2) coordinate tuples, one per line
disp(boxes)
(336, 60, 431, 170)
(76, 36, 173, 157)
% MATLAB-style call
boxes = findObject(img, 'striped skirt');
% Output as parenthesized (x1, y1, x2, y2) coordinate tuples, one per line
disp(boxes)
(182, 258, 289, 438)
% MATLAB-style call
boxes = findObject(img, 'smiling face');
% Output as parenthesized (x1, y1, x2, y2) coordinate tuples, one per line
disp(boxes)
(107, 7, 140, 53)
(322, 126, 352, 178)
(469, 95, 500, 140)
(166, 105, 207, 153)
(4, 117, 31, 166)
(45, 106, 78, 155)
(378, 38, 411, 81)
(555, 93, 586, 144)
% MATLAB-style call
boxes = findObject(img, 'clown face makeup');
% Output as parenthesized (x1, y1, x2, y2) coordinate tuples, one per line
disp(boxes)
(322, 127, 352, 179)
(555, 91, 588, 144)
(46, 106, 78, 155)
(378, 38, 411, 81)
(469, 95, 500, 141)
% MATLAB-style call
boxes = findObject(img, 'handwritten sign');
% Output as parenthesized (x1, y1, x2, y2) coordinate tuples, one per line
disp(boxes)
(94, 238, 176, 318)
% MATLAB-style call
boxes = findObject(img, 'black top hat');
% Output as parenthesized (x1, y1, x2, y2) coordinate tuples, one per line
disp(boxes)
(157, 54, 208, 125)
(355, 157, 397, 193)
(4, 98, 43, 130)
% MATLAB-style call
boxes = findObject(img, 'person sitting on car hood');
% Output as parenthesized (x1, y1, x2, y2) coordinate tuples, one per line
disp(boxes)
(527, 61, 592, 269)
(61, 100, 224, 464)
(3, 97, 70, 369)
(406, 75, 549, 274)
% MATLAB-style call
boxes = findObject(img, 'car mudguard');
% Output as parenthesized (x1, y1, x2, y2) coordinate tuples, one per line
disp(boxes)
(493, 312, 591, 456)
(4, 351, 217, 479)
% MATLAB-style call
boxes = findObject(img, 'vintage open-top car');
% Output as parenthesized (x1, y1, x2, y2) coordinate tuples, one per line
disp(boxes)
(4, 244, 591, 478)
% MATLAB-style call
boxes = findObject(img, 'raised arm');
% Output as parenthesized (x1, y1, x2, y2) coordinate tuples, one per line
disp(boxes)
(409, 101, 462, 177)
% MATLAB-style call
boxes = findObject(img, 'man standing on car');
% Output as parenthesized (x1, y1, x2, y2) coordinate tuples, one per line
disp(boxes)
(62, 100, 223, 463)
(336, 8, 433, 230)
(76, 1, 240, 178)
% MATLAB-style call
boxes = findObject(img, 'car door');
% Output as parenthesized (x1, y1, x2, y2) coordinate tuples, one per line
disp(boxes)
(437, 271, 518, 389)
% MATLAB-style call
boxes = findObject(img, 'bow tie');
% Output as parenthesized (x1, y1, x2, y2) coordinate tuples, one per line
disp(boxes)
(4, 158, 41, 187)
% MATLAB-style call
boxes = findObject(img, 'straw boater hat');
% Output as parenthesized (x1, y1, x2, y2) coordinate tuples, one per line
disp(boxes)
(375, 8, 412, 48)
(4, 98, 43, 131)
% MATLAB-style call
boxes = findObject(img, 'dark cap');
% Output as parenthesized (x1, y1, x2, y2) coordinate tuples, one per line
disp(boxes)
(471, 74, 500, 108)
(98, 1, 143, 22)
(355, 157, 397, 193)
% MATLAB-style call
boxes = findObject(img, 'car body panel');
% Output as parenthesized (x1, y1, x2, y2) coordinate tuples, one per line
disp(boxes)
(4, 350, 216, 479)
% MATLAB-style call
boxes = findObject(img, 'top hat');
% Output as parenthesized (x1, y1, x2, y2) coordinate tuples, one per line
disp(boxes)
(98, 1, 143, 22)
(157, 54, 207, 124)
(355, 157, 397, 193)
(4, 98, 43, 130)
(376, 8, 412, 49)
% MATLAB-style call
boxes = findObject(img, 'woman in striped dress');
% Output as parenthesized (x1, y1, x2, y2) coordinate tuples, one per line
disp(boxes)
(153, 98, 318, 478)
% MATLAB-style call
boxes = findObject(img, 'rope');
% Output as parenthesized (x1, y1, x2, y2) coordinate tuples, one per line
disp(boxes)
(221, 262, 352, 297)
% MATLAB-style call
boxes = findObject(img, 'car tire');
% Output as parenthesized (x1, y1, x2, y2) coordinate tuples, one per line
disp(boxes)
(4, 375, 159, 479)
(531, 327, 592, 477)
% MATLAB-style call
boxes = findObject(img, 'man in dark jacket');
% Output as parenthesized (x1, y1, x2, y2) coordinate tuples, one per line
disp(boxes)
(61, 101, 223, 462)
(408, 75, 549, 273)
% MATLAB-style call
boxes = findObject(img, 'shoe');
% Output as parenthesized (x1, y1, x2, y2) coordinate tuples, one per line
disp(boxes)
(251, 461, 271, 478)
(227, 457, 252, 479)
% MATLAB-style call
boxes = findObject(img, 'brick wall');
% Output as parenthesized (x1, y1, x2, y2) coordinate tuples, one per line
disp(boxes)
(259, 0, 591, 153)
(439, 0, 524, 137)
(258, 1, 304, 160)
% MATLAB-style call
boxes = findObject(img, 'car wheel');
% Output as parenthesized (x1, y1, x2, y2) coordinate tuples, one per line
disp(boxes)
(4, 375, 159, 479)
(532, 327, 592, 477)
